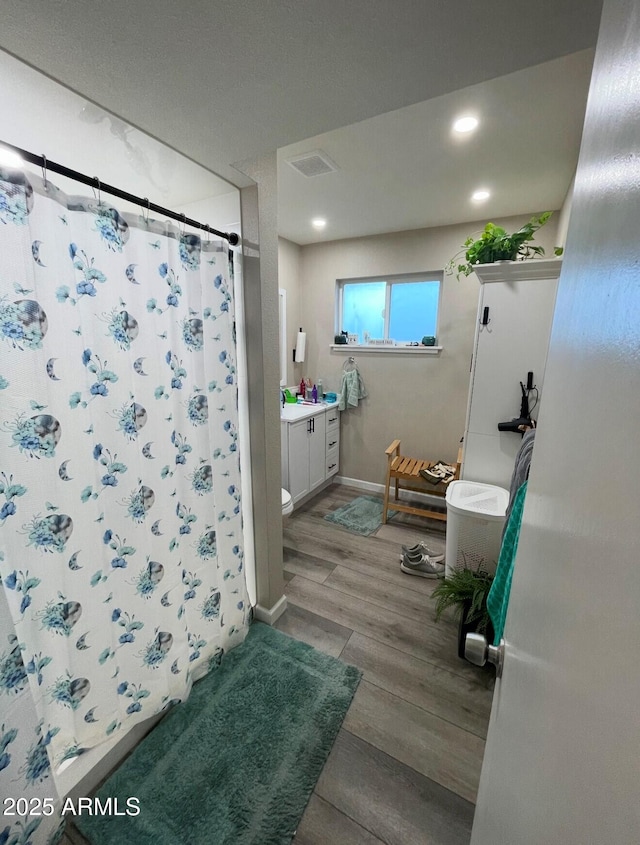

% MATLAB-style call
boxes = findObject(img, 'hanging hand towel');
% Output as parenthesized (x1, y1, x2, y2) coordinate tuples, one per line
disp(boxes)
(502, 429, 535, 540)
(488, 430, 536, 644)
(487, 481, 527, 645)
(338, 369, 368, 411)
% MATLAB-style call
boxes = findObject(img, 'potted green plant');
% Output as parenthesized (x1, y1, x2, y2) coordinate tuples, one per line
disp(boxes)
(446, 211, 562, 280)
(431, 563, 495, 659)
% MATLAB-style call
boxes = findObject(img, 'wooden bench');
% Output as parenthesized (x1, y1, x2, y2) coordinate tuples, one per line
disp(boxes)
(382, 440, 462, 524)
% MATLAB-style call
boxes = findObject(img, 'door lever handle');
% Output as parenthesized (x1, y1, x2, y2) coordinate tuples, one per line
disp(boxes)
(465, 633, 505, 677)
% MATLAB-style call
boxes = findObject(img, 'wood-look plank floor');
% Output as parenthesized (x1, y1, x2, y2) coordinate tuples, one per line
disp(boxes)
(279, 483, 495, 845)
(61, 483, 493, 845)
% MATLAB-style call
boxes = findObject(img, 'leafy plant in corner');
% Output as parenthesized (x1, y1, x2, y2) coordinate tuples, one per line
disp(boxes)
(431, 561, 494, 637)
(446, 211, 563, 280)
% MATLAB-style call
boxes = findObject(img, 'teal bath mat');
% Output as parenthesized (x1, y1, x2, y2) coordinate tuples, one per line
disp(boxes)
(76, 623, 361, 845)
(324, 494, 397, 535)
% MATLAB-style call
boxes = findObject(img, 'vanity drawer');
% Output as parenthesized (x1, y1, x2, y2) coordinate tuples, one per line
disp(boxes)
(326, 409, 340, 432)
(326, 430, 340, 452)
(326, 449, 339, 478)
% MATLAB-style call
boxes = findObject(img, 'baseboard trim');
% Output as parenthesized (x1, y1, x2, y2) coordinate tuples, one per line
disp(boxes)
(292, 477, 333, 511)
(254, 594, 288, 625)
(334, 475, 383, 494)
(334, 475, 446, 508)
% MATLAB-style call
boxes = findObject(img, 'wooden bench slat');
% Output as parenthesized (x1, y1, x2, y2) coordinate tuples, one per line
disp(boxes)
(397, 457, 411, 474)
(382, 438, 462, 525)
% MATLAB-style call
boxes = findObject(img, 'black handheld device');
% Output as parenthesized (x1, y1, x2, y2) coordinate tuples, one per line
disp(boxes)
(498, 380, 533, 433)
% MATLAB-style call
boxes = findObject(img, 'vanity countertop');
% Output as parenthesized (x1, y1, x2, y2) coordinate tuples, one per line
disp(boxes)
(280, 401, 339, 423)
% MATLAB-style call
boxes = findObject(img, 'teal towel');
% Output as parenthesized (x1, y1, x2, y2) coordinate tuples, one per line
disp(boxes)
(487, 481, 528, 645)
(338, 368, 367, 411)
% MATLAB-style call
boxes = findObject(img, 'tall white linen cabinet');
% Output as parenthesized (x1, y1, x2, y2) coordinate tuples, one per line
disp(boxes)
(461, 259, 562, 489)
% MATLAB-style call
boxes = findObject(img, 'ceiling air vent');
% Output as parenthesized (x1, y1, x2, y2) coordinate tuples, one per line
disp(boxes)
(285, 150, 338, 178)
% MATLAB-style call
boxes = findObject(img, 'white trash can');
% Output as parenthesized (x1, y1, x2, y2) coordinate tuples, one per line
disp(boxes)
(445, 480, 509, 577)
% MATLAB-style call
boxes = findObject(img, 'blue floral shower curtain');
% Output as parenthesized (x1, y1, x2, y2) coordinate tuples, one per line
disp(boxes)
(0, 585, 65, 845)
(0, 168, 249, 775)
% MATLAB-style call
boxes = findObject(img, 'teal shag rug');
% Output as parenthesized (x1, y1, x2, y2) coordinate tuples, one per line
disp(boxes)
(76, 623, 361, 845)
(324, 494, 397, 535)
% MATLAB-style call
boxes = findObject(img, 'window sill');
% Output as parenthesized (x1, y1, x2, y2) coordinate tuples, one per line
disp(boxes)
(329, 344, 442, 354)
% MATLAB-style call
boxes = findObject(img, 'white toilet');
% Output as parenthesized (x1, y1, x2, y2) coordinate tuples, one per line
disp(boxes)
(281, 488, 294, 520)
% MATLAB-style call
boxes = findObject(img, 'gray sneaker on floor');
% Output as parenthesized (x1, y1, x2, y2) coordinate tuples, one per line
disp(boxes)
(400, 553, 445, 578)
(401, 542, 445, 563)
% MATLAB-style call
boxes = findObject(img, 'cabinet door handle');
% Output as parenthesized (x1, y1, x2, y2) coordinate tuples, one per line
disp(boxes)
(307, 420, 311, 433)
(329, 440, 337, 447)
(328, 463, 336, 470)
(329, 416, 337, 423)
(312, 417, 315, 433)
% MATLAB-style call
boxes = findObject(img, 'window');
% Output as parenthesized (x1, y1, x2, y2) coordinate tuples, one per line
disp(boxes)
(336, 272, 441, 345)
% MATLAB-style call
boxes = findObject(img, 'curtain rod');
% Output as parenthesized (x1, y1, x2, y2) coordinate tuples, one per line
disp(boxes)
(0, 140, 240, 246)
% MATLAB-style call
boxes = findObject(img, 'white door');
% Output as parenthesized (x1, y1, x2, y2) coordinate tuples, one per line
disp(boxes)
(287, 419, 310, 503)
(472, 4, 640, 843)
(308, 411, 326, 490)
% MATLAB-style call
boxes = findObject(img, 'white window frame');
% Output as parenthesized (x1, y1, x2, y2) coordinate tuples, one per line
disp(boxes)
(335, 271, 443, 347)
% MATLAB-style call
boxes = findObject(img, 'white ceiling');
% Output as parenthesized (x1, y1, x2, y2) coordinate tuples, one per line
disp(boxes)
(0, 1, 602, 245)
(277, 50, 595, 244)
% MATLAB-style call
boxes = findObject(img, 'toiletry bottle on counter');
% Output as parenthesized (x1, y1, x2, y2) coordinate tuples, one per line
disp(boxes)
(299, 378, 305, 398)
(312, 384, 318, 403)
(317, 380, 323, 400)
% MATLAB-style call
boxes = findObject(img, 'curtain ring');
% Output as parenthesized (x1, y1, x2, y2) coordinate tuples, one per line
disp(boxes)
(93, 177, 101, 206)
(141, 197, 150, 225)
(203, 223, 210, 243)
(181, 213, 186, 237)
(41, 154, 48, 190)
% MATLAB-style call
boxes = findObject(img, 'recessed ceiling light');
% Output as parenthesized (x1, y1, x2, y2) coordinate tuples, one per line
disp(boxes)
(471, 189, 490, 202)
(0, 146, 23, 168)
(311, 218, 326, 230)
(453, 116, 479, 134)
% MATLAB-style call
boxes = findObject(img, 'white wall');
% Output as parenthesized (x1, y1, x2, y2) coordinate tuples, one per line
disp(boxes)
(277, 238, 303, 387)
(556, 173, 575, 250)
(174, 192, 241, 233)
(0, 49, 233, 211)
(234, 153, 285, 621)
(294, 213, 559, 485)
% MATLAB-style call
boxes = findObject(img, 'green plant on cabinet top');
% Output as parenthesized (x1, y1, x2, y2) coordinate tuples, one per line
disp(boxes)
(446, 211, 563, 280)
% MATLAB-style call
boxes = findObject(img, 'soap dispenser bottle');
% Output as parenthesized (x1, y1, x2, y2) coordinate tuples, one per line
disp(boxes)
(312, 384, 318, 403)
